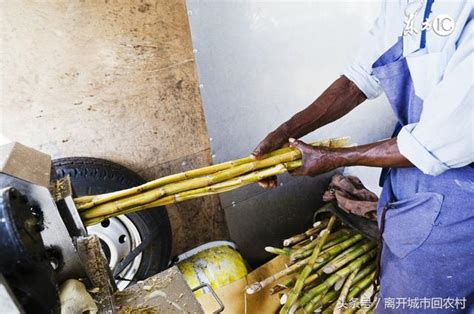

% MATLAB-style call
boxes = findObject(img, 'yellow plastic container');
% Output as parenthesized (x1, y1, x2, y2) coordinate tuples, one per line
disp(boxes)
(177, 241, 248, 296)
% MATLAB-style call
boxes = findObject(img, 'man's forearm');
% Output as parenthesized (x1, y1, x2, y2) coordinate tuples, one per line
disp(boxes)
(334, 138, 413, 168)
(282, 76, 367, 139)
(289, 137, 413, 177)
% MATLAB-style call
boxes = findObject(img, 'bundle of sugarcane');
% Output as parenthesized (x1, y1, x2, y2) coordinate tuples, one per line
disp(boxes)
(245, 208, 379, 314)
(74, 137, 349, 226)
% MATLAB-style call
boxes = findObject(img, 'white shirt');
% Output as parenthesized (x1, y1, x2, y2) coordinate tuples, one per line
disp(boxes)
(343, 0, 473, 176)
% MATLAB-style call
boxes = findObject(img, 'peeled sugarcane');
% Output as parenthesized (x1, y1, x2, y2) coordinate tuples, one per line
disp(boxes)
(279, 216, 337, 313)
(76, 137, 349, 225)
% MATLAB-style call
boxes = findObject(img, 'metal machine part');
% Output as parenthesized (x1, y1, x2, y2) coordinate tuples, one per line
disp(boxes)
(0, 142, 90, 311)
(87, 216, 143, 290)
(0, 187, 59, 312)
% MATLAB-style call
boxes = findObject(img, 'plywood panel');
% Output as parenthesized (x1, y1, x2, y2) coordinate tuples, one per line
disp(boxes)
(0, 0, 227, 255)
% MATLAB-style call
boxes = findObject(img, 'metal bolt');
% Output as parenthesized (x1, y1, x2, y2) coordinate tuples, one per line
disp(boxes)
(181, 161, 187, 167)
(192, 49, 198, 54)
(231, 201, 236, 207)
(199, 84, 204, 89)
(211, 154, 216, 159)
(187, 10, 192, 16)
(209, 137, 213, 142)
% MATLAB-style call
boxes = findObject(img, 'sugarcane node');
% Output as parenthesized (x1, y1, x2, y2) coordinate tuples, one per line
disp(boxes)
(245, 282, 262, 295)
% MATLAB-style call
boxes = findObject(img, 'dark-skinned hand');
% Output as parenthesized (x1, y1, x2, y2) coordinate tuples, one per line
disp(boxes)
(289, 138, 344, 176)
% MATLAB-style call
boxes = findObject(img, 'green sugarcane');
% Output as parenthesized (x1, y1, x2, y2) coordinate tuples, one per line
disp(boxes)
(246, 217, 359, 295)
(334, 268, 360, 314)
(280, 216, 337, 313)
(289, 229, 353, 261)
(265, 246, 293, 256)
(299, 248, 377, 307)
(322, 300, 338, 314)
(352, 262, 376, 284)
(347, 271, 376, 301)
(304, 287, 340, 313)
(283, 219, 329, 247)
(269, 241, 356, 295)
(322, 241, 376, 274)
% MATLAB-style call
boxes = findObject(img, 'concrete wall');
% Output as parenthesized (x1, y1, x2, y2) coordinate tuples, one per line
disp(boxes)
(0, 0, 228, 256)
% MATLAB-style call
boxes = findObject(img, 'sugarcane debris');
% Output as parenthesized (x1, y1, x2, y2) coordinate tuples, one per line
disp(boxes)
(245, 208, 379, 314)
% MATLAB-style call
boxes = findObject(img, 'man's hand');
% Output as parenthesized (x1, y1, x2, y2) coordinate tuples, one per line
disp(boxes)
(252, 127, 290, 188)
(289, 138, 344, 176)
(289, 137, 413, 177)
(251, 76, 367, 188)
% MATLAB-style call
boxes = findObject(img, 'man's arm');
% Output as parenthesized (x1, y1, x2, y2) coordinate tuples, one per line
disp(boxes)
(289, 138, 413, 177)
(252, 75, 367, 158)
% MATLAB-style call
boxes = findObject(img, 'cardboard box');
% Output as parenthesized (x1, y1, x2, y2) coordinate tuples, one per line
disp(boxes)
(197, 255, 289, 313)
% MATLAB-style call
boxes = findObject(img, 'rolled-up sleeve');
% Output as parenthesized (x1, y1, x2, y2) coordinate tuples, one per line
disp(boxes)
(397, 21, 474, 176)
(342, 2, 390, 99)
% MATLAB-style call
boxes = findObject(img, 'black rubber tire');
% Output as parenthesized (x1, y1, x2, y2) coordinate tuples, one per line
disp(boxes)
(51, 157, 172, 281)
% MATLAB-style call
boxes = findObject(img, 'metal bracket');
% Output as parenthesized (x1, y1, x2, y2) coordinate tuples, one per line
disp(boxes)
(113, 226, 161, 278)
(191, 283, 224, 314)
(313, 202, 379, 242)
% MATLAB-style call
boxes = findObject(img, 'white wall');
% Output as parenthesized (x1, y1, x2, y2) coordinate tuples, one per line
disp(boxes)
(187, 0, 396, 265)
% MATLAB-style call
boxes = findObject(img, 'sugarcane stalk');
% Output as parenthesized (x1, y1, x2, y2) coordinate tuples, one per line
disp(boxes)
(334, 274, 349, 291)
(304, 287, 340, 313)
(78, 137, 349, 223)
(245, 227, 338, 295)
(322, 300, 337, 314)
(270, 241, 357, 296)
(283, 219, 329, 247)
(347, 271, 376, 301)
(265, 246, 293, 256)
(82, 162, 290, 222)
(322, 242, 376, 274)
(334, 268, 359, 314)
(81, 149, 302, 217)
(298, 248, 377, 307)
(289, 229, 352, 261)
(75, 146, 292, 209)
(303, 294, 324, 313)
(270, 276, 296, 295)
(82, 156, 306, 222)
(245, 254, 308, 295)
(352, 262, 376, 284)
(76, 137, 349, 210)
(280, 216, 337, 313)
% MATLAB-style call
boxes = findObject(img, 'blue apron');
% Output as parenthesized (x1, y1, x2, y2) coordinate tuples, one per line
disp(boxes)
(372, 37, 474, 313)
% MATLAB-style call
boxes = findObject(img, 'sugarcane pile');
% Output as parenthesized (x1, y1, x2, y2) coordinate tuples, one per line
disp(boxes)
(246, 207, 379, 314)
(74, 137, 349, 226)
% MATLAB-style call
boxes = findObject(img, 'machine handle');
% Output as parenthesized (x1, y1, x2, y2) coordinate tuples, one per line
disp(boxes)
(191, 283, 224, 314)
